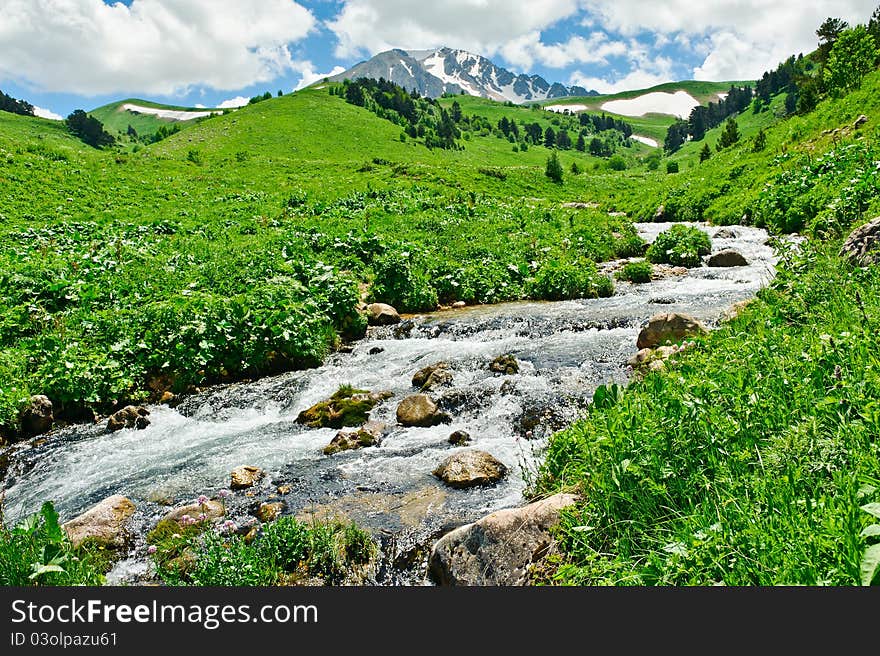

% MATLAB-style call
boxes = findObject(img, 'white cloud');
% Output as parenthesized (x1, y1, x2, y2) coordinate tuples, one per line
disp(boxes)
(500, 31, 628, 70)
(294, 65, 346, 91)
(33, 106, 63, 120)
(327, 0, 580, 58)
(581, 0, 877, 80)
(0, 0, 317, 95)
(216, 96, 250, 109)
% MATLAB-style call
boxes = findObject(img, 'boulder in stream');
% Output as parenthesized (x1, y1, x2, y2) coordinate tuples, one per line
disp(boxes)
(230, 465, 264, 490)
(412, 362, 453, 391)
(428, 493, 579, 585)
(20, 395, 54, 437)
(707, 249, 749, 267)
(297, 386, 392, 429)
(713, 227, 738, 239)
(432, 450, 508, 488)
(637, 312, 707, 350)
(448, 430, 471, 446)
(840, 216, 880, 266)
(366, 303, 401, 326)
(489, 354, 519, 375)
(397, 394, 450, 427)
(107, 405, 150, 432)
(63, 495, 136, 549)
(323, 420, 387, 455)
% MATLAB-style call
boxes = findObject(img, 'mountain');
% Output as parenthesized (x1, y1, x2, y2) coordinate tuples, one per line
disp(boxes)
(329, 47, 597, 103)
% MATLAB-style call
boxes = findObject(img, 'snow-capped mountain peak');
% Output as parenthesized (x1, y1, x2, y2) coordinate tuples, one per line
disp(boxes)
(329, 47, 595, 103)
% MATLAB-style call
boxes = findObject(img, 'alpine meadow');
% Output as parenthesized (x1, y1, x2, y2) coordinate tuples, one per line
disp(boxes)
(1, 4, 880, 590)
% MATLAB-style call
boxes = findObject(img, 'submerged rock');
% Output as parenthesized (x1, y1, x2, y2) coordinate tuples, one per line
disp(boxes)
(713, 227, 738, 239)
(366, 303, 401, 326)
(448, 430, 471, 446)
(707, 249, 749, 267)
(230, 465, 264, 490)
(432, 450, 508, 489)
(840, 217, 880, 266)
(637, 312, 707, 350)
(412, 362, 453, 391)
(297, 387, 392, 429)
(428, 493, 579, 585)
(397, 394, 449, 427)
(106, 405, 150, 432)
(489, 354, 519, 375)
(323, 421, 387, 455)
(20, 395, 54, 437)
(63, 495, 136, 549)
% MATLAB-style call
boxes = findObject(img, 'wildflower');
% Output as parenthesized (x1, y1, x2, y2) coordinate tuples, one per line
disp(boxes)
(147, 545, 158, 555)
(218, 489, 232, 499)
(198, 513, 207, 522)
(221, 520, 237, 534)
(197, 494, 209, 506)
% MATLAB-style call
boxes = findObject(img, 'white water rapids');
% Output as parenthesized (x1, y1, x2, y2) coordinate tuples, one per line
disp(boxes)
(0, 222, 780, 582)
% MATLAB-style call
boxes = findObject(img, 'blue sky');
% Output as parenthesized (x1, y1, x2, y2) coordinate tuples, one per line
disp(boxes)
(0, 1, 876, 119)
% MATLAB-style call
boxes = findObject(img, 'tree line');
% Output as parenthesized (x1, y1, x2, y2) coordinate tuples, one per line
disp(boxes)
(663, 85, 753, 153)
(0, 90, 35, 117)
(665, 6, 880, 155)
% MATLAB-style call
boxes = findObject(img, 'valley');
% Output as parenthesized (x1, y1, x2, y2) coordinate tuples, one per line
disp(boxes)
(1, 12, 880, 587)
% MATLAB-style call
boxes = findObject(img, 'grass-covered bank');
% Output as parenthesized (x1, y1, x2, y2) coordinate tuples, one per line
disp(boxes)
(534, 241, 880, 585)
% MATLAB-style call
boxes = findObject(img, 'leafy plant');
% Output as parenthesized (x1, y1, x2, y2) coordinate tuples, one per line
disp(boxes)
(616, 260, 653, 283)
(646, 224, 712, 267)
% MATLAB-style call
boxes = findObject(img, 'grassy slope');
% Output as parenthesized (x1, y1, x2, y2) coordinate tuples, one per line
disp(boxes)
(0, 88, 645, 431)
(533, 71, 880, 586)
(90, 98, 225, 140)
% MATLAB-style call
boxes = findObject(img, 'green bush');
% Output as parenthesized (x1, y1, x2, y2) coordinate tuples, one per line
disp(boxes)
(370, 249, 438, 312)
(646, 224, 711, 267)
(526, 258, 614, 301)
(152, 516, 377, 586)
(616, 260, 653, 283)
(0, 502, 105, 586)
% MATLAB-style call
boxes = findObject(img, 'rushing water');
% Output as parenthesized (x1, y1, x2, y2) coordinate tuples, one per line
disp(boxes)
(0, 222, 780, 583)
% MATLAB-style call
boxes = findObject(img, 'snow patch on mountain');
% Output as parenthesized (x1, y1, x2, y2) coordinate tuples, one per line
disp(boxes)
(601, 91, 700, 119)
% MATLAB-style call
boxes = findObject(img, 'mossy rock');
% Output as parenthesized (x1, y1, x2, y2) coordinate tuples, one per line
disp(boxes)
(297, 385, 392, 429)
(489, 354, 519, 375)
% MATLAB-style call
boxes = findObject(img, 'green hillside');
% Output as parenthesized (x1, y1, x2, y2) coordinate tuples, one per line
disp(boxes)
(2, 14, 880, 587)
(89, 98, 227, 141)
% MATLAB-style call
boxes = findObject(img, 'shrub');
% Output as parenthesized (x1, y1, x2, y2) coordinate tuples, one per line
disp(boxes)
(616, 260, 653, 283)
(527, 258, 614, 301)
(370, 250, 438, 312)
(646, 224, 711, 267)
(666, 161, 679, 174)
(545, 151, 564, 184)
(608, 155, 627, 171)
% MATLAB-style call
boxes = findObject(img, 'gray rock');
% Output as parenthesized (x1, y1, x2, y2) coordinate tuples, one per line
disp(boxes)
(448, 430, 471, 446)
(230, 465, 264, 490)
(637, 312, 707, 350)
(397, 394, 449, 427)
(20, 395, 53, 436)
(428, 493, 579, 585)
(707, 249, 749, 267)
(162, 499, 225, 525)
(63, 495, 136, 549)
(432, 450, 507, 488)
(366, 303, 401, 326)
(107, 405, 150, 432)
(713, 227, 737, 239)
(840, 217, 880, 266)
